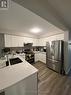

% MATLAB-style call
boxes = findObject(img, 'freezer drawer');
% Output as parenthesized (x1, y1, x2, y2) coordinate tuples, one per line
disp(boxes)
(46, 59, 62, 73)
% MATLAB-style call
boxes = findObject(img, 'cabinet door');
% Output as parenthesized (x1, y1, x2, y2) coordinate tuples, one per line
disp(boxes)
(5, 73, 38, 95)
(4, 34, 12, 47)
(39, 38, 43, 46)
(35, 53, 39, 62)
(42, 54, 46, 63)
(56, 34, 64, 40)
(32, 39, 35, 46)
(39, 53, 46, 63)
(11, 36, 19, 47)
(39, 38, 46, 46)
(33, 39, 38, 46)
(24, 37, 33, 43)
(18, 36, 24, 47)
(24, 37, 39, 46)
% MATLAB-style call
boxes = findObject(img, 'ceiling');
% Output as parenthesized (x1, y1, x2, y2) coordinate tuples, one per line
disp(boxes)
(0, 1, 64, 38)
(12, 0, 70, 31)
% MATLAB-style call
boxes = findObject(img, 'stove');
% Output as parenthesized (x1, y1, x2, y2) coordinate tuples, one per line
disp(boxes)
(24, 49, 35, 64)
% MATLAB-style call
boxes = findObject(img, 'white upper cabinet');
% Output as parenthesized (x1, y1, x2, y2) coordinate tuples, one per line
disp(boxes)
(11, 35, 19, 47)
(39, 33, 64, 46)
(39, 38, 46, 46)
(4, 34, 39, 47)
(33, 39, 39, 46)
(24, 37, 39, 46)
(4, 34, 24, 47)
(18, 36, 24, 47)
(56, 34, 64, 40)
(4, 34, 12, 47)
(24, 37, 33, 43)
(4, 33, 64, 47)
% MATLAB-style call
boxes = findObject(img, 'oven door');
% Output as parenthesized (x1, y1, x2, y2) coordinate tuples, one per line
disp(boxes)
(25, 54, 34, 64)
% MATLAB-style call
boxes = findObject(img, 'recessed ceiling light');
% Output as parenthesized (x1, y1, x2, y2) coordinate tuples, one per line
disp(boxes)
(30, 27, 42, 33)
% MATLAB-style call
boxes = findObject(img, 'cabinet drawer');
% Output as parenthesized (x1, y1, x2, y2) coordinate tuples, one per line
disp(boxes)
(46, 59, 61, 73)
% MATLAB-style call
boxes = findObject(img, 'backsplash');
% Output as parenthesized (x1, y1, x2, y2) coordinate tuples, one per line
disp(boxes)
(32, 46, 46, 52)
(0, 46, 46, 58)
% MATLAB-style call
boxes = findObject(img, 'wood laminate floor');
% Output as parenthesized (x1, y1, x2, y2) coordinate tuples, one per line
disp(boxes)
(33, 61, 71, 95)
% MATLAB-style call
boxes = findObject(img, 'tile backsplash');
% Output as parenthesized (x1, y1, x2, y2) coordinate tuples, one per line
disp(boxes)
(0, 46, 46, 58)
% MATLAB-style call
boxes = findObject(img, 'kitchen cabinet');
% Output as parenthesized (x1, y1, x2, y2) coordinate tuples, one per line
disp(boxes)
(24, 37, 33, 43)
(4, 34, 38, 47)
(0, 57, 38, 95)
(11, 35, 19, 47)
(39, 52, 46, 63)
(4, 34, 12, 47)
(39, 38, 46, 46)
(35, 52, 39, 62)
(33, 39, 39, 46)
(56, 34, 64, 40)
(5, 73, 37, 95)
(0, 59, 6, 69)
(11, 36, 24, 47)
(5, 35, 24, 47)
(35, 51, 46, 64)
(4, 33, 64, 47)
(18, 36, 24, 47)
(24, 37, 39, 46)
(38, 33, 64, 46)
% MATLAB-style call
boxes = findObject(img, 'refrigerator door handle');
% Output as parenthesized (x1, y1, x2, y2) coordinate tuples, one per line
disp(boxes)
(47, 58, 59, 63)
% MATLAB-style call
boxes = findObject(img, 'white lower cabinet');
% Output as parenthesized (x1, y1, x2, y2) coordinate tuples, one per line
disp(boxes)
(5, 73, 38, 95)
(38, 38, 46, 46)
(39, 53, 46, 63)
(35, 53, 39, 62)
(35, 52, 46, 64)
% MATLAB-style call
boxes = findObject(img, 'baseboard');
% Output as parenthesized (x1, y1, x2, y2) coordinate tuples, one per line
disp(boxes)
(35, 60, 46, 64)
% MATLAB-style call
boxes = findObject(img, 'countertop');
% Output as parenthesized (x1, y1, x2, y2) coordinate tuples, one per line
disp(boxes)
(0, 55, 38, 91)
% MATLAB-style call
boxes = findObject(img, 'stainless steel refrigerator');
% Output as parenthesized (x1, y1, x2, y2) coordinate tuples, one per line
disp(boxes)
(46, 40, 65, 74)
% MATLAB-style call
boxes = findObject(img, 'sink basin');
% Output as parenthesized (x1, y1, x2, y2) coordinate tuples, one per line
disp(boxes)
(10, 57, 23, 65)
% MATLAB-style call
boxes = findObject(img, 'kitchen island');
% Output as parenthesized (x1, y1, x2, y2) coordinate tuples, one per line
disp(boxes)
(0, 56, 38, 95)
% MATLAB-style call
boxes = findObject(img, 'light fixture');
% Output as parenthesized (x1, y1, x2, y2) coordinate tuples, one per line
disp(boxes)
(30, 27, 42, 33)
